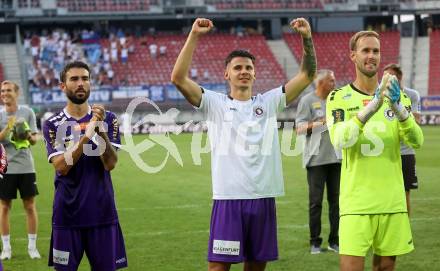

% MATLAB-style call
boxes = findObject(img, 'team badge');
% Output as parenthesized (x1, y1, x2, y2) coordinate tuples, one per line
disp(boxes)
(384, 108, 395, 121)
(316, 110, 324, 117)
(253, 106, 264, 117)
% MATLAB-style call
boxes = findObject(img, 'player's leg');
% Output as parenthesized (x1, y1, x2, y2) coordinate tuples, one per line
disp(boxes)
(22, 197, 40, 258)
(372, 255, 396, 271)
(243, 198, 277, 271)
(84, 223, 127, 270)
(243, 261, 266, 271)
(22, 197, 38, 234)
(0, 200, 12, 240)
(326, 163, 341, 252)
(340, 255, 365, 271)
(306, 166, 326, 253)
(0, 199, 12, 260)
(401, 155, 418, 216)
(339, 215, 376, 271)
(48, 228, 84, 271)
(0, 174, 18, 260)
(18, 173, 40, 258)
(208, 262, 231, 271)
(208, 200, 245, 269)
(372, 213, 413, 271)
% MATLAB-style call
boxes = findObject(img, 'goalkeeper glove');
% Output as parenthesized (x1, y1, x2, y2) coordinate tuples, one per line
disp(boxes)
(357, 73, 390, 124)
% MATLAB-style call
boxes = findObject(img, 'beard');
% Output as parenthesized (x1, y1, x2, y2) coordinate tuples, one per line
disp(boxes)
(358, 61, 378, 78)
(65, 88, 90, 104)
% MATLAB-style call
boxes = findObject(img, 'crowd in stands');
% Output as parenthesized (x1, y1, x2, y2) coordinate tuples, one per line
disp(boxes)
(57, 0, 157, 12)
(205, 0, 323, 9)
(23, 24, 286, 93)
(23, 28, 140, 90)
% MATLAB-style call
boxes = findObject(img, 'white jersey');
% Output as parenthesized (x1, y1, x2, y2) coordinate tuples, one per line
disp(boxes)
(198, 86, 286, 199)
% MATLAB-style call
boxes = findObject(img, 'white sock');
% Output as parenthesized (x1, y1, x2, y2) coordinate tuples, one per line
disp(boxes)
(28, 234, 37, 250)
(1, 235, 10, 250)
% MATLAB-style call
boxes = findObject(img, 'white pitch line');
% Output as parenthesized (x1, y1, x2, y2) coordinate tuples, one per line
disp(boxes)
(10, 217, 439, 242)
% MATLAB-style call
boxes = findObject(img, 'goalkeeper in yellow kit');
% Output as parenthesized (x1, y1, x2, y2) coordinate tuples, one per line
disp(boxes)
(326, 31, 424, 271)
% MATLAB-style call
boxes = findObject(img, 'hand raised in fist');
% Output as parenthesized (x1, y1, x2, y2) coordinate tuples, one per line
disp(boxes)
(290, 18, 312, 39)
(191, 18, 214, 36)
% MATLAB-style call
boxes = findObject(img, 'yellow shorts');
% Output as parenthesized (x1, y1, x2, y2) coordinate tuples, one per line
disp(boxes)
(339, 213, 414, 256)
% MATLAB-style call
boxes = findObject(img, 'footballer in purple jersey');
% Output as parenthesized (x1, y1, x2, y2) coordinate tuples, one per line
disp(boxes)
(43, 61, 127, 271)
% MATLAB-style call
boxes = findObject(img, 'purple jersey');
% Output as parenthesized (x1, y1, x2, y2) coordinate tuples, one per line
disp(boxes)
(43, 107, 121, 228)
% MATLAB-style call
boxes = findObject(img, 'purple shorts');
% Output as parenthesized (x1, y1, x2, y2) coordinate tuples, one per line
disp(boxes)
(208, 198, 278, 263)
(48, 223, 127, 271)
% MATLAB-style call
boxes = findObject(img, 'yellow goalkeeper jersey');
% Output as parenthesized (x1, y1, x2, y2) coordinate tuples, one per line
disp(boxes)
(326, 83, 424, 216)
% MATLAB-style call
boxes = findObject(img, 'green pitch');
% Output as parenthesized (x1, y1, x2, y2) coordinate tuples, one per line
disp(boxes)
(2, 127, 439, 271)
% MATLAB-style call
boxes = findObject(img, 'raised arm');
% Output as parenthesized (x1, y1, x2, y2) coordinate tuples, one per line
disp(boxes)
(171, 18, 214, 107)
(284, 18, 317, 104)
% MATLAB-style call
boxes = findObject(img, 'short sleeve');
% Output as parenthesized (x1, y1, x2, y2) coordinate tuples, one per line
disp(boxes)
(196, 88, 225, 119)
(261, 85, 286, 113)
(105, 111, 121, 146)
(43, 119, 63, 162)
(27, 108, 38, 133)
(296, 95, 312, 127)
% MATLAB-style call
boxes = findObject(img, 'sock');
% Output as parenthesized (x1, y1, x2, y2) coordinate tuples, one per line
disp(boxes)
(28, 234, 37, 250)
(1, 235, 10, 250)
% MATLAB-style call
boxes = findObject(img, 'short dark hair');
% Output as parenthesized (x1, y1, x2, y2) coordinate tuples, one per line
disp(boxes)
(60, 61, 91, 83)
(224, 50, 256, 67)
(383, 63, 403, 79)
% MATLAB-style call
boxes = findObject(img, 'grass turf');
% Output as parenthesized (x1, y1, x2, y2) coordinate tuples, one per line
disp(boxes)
(2, 126, 439, 271)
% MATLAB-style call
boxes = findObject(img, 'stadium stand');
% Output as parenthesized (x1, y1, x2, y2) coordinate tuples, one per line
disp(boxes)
(25, 30, 286, 93)
(283, 31, 400, 86)
(205, 0, 323, 10)
(0, 63, 4, 82)
(429, 29, 440, 95)
(56, 0, 156, 12)
(18, 0, 40, 8)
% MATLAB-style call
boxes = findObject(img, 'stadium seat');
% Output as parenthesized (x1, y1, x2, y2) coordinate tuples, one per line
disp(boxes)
(429, 30, 440, 95)
(284, 31, 400, 86)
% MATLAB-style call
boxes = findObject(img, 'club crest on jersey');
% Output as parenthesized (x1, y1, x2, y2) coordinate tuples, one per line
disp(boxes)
(384, 108, 395, 121)
(316, 110, 324, 117)
(253, 106, 264, 117)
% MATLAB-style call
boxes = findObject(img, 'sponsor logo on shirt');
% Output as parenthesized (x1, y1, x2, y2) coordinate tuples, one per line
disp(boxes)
(312, 102, 321, 109)
(362, 99, 371, 106)
(347, 106, 360, 112)
(384, 108, 395, 121)
(229, 107, 237, 111)
(332, 109, 345, 123)
(116, 257, 127, 264)
(253, 106, 264, 118)
(342, 93, 352, 100)
(53, 248, 69, 265)
(213, 240, 240, 255)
